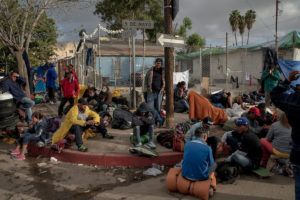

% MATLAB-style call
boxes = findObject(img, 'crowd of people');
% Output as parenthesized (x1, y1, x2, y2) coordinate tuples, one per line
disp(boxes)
(0, 58, 299, 199)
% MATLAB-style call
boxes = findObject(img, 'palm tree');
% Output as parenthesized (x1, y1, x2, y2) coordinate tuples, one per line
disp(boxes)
(245, 10, 256, 45)
(238, 15, 246, 46)
(229, 10, 240, 46)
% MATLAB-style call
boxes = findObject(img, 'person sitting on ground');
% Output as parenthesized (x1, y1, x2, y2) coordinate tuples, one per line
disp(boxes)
(242, 107, 263, 138)
(174, 81, 189, 112)
(86, 87, 101, 112)
(132, 102, 156, 148)
(0, 71, 35, 124)
(58, 71, 79, 118)
(206, 136, 223, 159)
(256, 103, 272, 138)
(226, 117, 262, 170)
(52, 98, 101, 152)
(182, 127, 216, 181)
(233, 96, 246, 110)
(220, 91, 233, 108)
(257, 103, 273, 126)
(98, 85, 112, 112)
(260, 110, 292, 168)
(185, 117, 213, 142)
(11, 112, 47, 160)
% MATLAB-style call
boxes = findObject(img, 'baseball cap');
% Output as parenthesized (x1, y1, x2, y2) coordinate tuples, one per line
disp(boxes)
(249, 107, 261, 117)
(236, 117, 249, 126)
(78, 98, 88, 105)
(203, 117, 213, 126)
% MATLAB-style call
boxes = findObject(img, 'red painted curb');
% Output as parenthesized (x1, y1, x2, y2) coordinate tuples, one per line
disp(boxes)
(28, 144, 183, 167)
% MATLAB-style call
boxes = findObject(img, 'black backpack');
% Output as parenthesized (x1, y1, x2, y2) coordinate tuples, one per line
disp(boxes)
(111, 106, 133, 129)
(216, 162, 240, 184)
(156, 130, 174, 149)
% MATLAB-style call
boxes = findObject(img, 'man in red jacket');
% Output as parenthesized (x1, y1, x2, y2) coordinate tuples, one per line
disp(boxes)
(58, 71, 79, 117)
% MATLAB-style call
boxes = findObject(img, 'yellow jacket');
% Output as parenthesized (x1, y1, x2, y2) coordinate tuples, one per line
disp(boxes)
(51, 105, 100, 144)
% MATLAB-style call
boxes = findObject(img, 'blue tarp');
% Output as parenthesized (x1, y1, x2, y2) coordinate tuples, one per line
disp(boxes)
(278, 59, 300, 87)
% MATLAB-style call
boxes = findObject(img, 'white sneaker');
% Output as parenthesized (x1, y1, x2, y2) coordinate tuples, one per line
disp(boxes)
(135, 142, 142, 147)
(147, 141, 156, 149)
(50, 101, 54, 105)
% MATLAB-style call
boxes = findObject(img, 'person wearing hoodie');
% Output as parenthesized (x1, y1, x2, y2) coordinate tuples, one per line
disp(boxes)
(132, 102, 156, 148)
(58, 71, 79, 117)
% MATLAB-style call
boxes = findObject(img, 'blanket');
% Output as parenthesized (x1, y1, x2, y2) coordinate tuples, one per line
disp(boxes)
(188, 90, 228, 124)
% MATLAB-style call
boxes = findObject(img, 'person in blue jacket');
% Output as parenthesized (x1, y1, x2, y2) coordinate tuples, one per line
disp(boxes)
(46, 62, 57, 104)
(1, 71, 35, 124)
(270, 70, 300, 200)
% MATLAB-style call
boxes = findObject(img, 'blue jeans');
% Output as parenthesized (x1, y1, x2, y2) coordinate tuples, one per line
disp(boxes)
(293, 164, 300, 200)
(147, 92, 163, 123)
(20, 97, 35, 124)
(17, 134, 41, 145)
(231, 153, 252, 168)
(179, 99, 189, 112)
(133, 125, 154, 144)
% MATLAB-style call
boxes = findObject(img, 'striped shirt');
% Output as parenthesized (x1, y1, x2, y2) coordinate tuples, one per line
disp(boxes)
(266, 121, 292, 154)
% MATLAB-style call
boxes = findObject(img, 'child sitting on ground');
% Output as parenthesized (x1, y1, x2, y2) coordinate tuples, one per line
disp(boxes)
(10, 112, 46, 160)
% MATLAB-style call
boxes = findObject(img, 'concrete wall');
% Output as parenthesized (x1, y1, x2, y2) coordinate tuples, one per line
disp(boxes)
(210, 49, 264, 87)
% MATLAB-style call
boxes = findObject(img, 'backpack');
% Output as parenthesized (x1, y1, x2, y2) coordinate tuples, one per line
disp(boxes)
(46, 117, 61, 133)
(172, 133, 185, 152)
(111, 106, 133, 129)
(174, 101, 185, 113)
(216, 161, 240, 184)
(157, 130, 174, 149)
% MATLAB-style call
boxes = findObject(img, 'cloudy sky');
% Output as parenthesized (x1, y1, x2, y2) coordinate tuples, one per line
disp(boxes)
(52, 0, 300, 47)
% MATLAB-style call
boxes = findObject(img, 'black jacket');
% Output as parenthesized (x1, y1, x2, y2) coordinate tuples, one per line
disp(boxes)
(174, 87, 188, 102)
(271, 80, 300, 165)
(132, 103, 155, 127)
(241, 131, 262, 169)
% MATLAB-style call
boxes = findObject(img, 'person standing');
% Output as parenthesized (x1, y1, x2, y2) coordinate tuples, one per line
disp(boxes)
(144, 58, 165, 127)
(46, 63, 58, 104)
(270, 70, 300, 200)
(261, 65, 281, 107)
(58, 71, 79, 118)
(0, 71, 35, 124)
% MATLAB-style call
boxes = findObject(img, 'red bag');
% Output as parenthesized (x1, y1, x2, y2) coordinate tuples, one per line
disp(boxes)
(172, 133, 185, 152)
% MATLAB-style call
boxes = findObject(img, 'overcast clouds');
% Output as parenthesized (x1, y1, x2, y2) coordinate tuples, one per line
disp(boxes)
(52, 0, 300, 47)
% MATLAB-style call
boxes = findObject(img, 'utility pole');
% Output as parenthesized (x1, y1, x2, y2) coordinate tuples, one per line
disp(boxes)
(129, 37, 132, 108)
(142, 29, 146, 91)
(226, 32, 229, 91)
(164, 0, 174, 129)
(275, 0, 279, 56)
(132, 35, 136, 109)
(98, 27, 102, 88)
